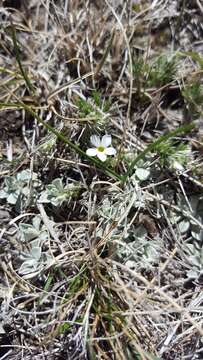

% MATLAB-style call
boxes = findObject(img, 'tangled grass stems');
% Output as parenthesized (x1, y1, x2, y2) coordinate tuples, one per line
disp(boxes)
(1, 3, 202, 358)
(123, 122, 195, 182)
(9, 21, 36, 95)
(0, 102, 122, 181)
(0, 100, 194, 184)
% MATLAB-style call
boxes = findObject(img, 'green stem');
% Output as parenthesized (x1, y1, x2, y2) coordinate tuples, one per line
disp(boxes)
(122, 123, 195, 182)
(10, 22, 35, 94)
(0, 102, 122, 181)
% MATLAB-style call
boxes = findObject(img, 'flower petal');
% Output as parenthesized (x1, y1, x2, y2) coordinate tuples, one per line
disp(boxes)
(101, 135, 112, 148)
(90, 135, 101, 147)
(97, 152, 107, 162)
(104, 147, 116, 155)
(86, 148, 97, 157)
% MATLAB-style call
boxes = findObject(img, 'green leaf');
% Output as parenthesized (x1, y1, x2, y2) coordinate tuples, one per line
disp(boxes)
(59, 322, 71, 333)
(52, 178, 64, 191)
(191, 230, 202, 241)
(19, 223, 39, 242)
(178, 220, 190, 234)
(18, 259, 39, 275)
(0, 190, 7, 199)
(31, 246, 42, 260)
(123, 123, 195, 182)
(135, 168, 150, 181)
(7, 192, 20, 204)
(17, 170, 33, 182)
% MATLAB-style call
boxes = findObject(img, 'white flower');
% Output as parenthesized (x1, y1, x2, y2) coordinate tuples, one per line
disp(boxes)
(86, 134, 116, 162)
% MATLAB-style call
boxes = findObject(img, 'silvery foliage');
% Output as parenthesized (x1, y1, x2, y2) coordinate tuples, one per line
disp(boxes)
(169, 194, 203, 279)
(18, 216, 52, 279)
(0, 170, 41, 205)
(184, 243, 203, 279)
(118, 225, 161, 270)
(97, 175, 162, 269)
(135, 167, 150, 181)
(171, 195, 203, 241)
(132, 159, 151, 182)
(39, 178, 78, 207)
(19, 215, 49, 243)
(98, 175, 147, 223)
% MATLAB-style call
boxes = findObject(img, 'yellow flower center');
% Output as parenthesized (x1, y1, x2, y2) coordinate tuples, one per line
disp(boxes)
(97, 146, 105, 152)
